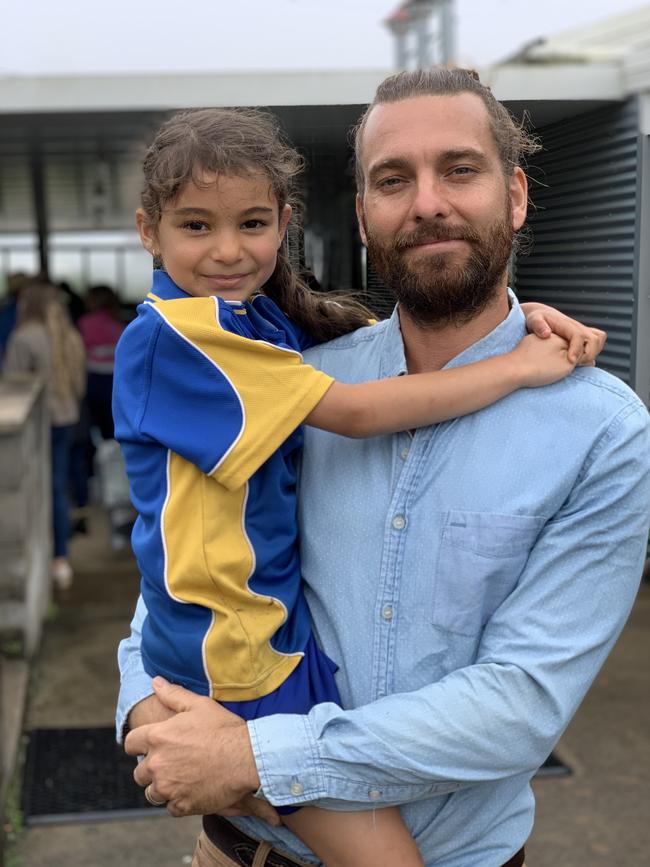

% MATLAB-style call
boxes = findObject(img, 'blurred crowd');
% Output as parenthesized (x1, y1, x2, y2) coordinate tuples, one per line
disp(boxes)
(0, 272, 134, 589)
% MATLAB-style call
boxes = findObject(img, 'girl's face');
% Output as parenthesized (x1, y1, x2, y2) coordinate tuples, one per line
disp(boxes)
(137, 171, 291, 302)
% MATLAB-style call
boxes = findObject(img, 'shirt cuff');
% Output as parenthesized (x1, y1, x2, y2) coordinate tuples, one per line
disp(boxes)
(115, 655, 155, 744)
(247, 714, 327, 807)
(248, 704, 463, 810)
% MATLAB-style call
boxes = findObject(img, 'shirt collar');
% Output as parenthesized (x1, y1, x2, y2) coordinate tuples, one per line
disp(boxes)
(150, 269, 189, 301)
(379, 289, 526, 377)
(149, 270, 247, 311)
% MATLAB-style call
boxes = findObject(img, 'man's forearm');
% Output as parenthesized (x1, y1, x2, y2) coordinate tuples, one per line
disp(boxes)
(251, 405, 650, 810)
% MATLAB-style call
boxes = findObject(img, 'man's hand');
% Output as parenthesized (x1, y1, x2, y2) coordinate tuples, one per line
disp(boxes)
(521, 301, 607, 365)
(124, 677, 279, 824)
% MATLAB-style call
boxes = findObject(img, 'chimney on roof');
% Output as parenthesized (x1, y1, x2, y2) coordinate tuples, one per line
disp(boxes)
(384, 0, 456, 70)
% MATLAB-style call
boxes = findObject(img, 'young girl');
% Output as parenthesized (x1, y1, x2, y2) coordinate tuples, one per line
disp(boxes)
(114, 108, 590, 867)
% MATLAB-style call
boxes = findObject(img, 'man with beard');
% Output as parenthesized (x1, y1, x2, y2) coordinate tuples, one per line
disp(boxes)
(120, 69, 650, 867)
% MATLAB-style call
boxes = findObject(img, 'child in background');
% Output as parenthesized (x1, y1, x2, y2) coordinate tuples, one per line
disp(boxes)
(78, 284, 125, 439)
(113, 108, 596, 867)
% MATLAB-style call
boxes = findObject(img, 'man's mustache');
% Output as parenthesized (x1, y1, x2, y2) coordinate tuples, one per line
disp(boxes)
(395, 222, 481, 250)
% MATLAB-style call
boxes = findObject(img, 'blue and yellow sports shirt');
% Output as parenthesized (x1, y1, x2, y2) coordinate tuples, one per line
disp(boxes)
(113, 271, 334, 701)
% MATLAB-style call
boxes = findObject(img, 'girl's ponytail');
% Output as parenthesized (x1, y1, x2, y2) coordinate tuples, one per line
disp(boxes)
(265, 245, 376, 344)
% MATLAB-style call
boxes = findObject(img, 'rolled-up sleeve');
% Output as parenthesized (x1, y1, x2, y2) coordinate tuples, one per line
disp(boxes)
(116, 595, 153, 743)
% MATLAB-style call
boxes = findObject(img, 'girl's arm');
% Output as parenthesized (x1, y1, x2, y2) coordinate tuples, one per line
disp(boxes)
(521, 301, 607, 364)
(306, 332, 573, 438)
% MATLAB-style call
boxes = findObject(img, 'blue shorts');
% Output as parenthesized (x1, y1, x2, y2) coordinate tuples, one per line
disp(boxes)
(220, 633, 340, 815)
(220, 632, 340, 718)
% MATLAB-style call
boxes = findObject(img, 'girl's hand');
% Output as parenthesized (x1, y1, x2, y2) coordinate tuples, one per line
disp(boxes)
(512, 333, 576, 388)
(521, 302, 607, 365)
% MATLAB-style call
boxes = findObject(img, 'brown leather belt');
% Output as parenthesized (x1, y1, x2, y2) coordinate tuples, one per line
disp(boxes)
(203, 814, 525, 866)
(203, 815, 308, 866)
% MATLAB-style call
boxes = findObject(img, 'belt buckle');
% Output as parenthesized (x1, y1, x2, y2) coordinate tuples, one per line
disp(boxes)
(232, 842, 258, 866)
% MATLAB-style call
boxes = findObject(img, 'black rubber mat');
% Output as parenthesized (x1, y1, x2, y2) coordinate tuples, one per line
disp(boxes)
(21, 726, 570, 825)
(21, 727, 164, 825)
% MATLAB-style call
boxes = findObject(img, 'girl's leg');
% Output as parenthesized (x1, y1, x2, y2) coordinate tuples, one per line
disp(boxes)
(283, 805, 423, 867)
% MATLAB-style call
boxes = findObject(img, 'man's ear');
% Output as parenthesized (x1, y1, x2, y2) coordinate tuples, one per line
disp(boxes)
(136, 209, 157, 255)
(509, 167, 528, 231)
(355, 194, 368, 246)
(277, 204, 292, 247)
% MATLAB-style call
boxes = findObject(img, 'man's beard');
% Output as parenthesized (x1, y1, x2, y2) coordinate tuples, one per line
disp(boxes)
(365, 205, 515, 328)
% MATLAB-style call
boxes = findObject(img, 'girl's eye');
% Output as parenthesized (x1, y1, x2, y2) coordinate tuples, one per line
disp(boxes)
(181, 220, 208, 231)
(242, 219, 267, 229)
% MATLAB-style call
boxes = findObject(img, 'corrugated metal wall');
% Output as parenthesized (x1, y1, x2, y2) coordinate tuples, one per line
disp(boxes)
(516, 100, 640, 387)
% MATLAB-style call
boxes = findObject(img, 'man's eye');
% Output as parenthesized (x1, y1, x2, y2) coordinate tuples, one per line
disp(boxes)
(378, 177, 404, 189)
(450, 166, 475, 176)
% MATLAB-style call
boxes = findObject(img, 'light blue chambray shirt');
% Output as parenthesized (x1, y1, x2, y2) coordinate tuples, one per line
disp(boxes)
(117, 295, 650, 867)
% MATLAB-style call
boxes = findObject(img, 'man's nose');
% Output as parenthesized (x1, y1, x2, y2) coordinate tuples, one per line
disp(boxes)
(210, 231, 243, 264)
(410, 177, 452, 222)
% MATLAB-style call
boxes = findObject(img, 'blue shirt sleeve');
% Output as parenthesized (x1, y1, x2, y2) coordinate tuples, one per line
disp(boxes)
(113, 297, 333, 490)
(247, 400, 650, 808)
(115, 595, 152, 743)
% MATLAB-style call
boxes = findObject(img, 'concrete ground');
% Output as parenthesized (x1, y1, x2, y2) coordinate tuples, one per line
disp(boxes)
(5, 506, 650, 866)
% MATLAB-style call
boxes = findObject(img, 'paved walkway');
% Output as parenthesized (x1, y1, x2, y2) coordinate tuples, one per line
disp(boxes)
(7, 506, 650, 866)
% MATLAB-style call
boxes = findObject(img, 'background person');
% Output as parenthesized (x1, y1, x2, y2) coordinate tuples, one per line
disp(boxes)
(78, 283, 125, 440)
(0, 271, 29, 364)
(4, 280, 86, 588)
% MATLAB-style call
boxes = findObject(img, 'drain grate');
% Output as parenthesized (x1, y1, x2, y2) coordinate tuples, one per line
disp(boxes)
(21, 727, 570, 825)
(21, 727, 164, 825)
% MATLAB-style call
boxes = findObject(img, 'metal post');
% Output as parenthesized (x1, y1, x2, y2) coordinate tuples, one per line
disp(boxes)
(29, 143, 49, 278)
(385, 6, 412, 70)
(395, 32, 409, 69)
(117, 246, 127, 296)
(413, 10, 431, 67)
(440, 0, 456, 66)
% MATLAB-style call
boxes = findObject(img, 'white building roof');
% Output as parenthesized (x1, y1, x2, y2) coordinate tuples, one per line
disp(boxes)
(492, 4, 650, 95)
(0, 69, 391, 114)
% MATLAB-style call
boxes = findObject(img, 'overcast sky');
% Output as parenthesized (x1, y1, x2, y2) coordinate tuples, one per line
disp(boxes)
(3, 0, 648, 75)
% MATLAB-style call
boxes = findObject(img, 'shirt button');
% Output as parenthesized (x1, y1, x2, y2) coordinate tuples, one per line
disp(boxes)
(382, 605, 393, 620)
(392, 515, 406, 530)
(368, 789, 382, 800)
(400, 448, 410, 460)
(290, 782, 304, 796)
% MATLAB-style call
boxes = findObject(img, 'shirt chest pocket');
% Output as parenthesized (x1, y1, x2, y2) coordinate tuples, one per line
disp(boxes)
(433, 511, 545, 636)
